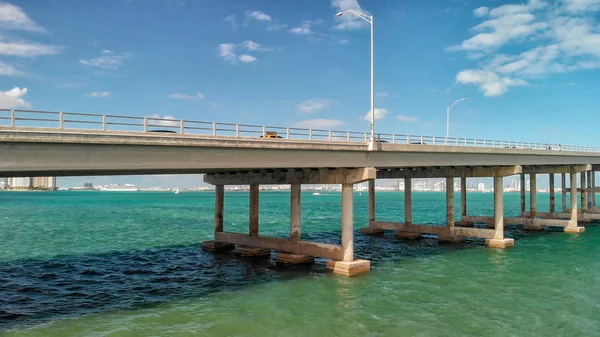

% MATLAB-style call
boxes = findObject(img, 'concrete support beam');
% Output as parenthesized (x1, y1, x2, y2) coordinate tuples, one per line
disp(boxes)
(377, 165, 522, 180)
(249, 184, 259, 236)
(561, 173, 567, 212)
(215, 184, 224, 234)
(522, 164, 592, 175)
(360, 179, 384, 235)
(405, 178, 412, 225)
(461, 177, 467, 217)
(587, 171, 593, 210)
(373, 221, 495, 239)
(581, 172, 587, 212)
(566, 172, 585, 234)
(486, 176, 514, 248)
(520, 173, 526, 216)
(205, 167, 376, 185)
(290, 184, 301, 242)
(446, 177, 455, 229)
(530, 174, 537, 218)
(341, 183, 354, 262)
(593, 171, 596, 207)
(549, 174, 555, 214)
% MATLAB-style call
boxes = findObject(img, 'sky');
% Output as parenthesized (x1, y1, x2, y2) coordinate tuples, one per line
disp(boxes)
(2, 0, 600, 188)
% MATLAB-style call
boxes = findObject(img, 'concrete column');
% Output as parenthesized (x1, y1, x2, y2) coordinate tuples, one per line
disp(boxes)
(593, 171, 596, 207)
(368, 179, 375, 223)
(581, 172, 587, 212)
(215, 185, 224, 234)
(530, 174, 537, 218)
(561, 173, 567, 212)
(446, 177, 455, 229)
(493, 176, 504, 240)
(460, 177, 467, 217)
(587, 171, 593, 210)
(249, 184, 259, 236)
(342, 183, 354, 262)
(520, 173, 526, 216)
(571, 173, 578, 221)
(549, 174, 555, 214)
(290, 184, 301, 242)
(404, 178, 412, 225)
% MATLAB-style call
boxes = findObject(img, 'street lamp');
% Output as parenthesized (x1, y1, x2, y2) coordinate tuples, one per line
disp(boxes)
(446, 97, 466, 139)
(336, 10, 375, 150)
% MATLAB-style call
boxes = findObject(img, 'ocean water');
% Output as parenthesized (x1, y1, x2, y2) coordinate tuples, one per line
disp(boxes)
(0, 191, 598, 336)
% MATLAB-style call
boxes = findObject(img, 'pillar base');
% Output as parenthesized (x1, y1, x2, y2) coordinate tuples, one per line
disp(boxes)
(485, 238, 515, 249)
(455, 221, 474, 227)
(438, 235, 465, 243)
(234, 246, 271, 257)
(202, 240, 235, 252)
(360, 227, 384, 236)
(326, 259, 370, 277)
(564, 226, 585, 234)
(395, 231, 421, 240)
(275, 252, 314, 265)
(523, 225, 545, 231)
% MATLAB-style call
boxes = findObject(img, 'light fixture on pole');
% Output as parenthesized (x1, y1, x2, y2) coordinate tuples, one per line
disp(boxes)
(336, 10, 375, 150)
(446, 97, 466, 139)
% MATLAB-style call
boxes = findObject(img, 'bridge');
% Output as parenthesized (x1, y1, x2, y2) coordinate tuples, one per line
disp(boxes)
(2, 108, 599, 276)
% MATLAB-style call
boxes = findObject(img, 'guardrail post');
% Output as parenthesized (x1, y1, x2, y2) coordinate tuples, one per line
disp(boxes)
(262, 126, 266, 137)
(236, 124, 240, 137)
(144, 118, 148, 132)
(102, 115, 107, 131)
(484, 140, 487, 147)
(328, 130, 332, 141)
(180, 120, 185, 134)
(10, 109, 15, 128)
(286, 128, 290, 139)
(347, 132, 351, 142)
(433, 137, 436, 145)
(420, 135, 424, 144)
(309, 129, 313, 140)
(213, 122, 217, 136)
(364, 133, 367, 143)
(59, 112, 64, 130)
(392, 134, 396, 144)
(455, 138, 458, 146)
(406, 135, 410, 144)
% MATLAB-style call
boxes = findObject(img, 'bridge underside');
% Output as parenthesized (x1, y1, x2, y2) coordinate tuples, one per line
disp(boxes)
(201, 164, 592, 276)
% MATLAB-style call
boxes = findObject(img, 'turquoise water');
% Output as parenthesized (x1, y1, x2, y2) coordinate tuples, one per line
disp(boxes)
(0, 191, 598, 336)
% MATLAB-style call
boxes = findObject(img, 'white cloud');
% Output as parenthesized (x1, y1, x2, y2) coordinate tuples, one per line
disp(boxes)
(0, 61, 21, 76)
(0, 3, 44, 32)
(0, 39, 59, 56)
(169, 92, 204, 100)
(242, 40, 272, 52)
(238, 54, 257, 63)
(294, 118, 345, 129)
(146, 114, 179, 127)
(452, 0, 600, 96)
(296, 98, 332, 113)
(290, 21, 312, 35)
(474, 6, 490, 17)
(85, 91, 111, 98)
(0, 87, 31, 109)
(80, 51, 131, 70)
(247, 10, 271, 22)
(267, 23, 288, 31)
(396, 114, 419, 123)
(364, 108, 389, 121)
(225, 14, 237, 30)
(218, 43, 237, 63)
(331, 0, 370, 30)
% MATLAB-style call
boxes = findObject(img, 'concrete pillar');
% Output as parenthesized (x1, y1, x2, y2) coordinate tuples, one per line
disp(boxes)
(446, 177, 455, 229)
(520, 173, 526, 216)
(564, 172, 584, 233)
(581, 172, 587, 212)
(249, 184, 259, 236)
(404, 178, 412, 225)
(461, 177, 467, 217)
(342, 183, 354, 262)
(530, 174, 537, 218)
(593, 171, 596, 207)
(215, 185, 224, 234)
(549, 174, 555, 214)
(485, 176, 514, 248)
(561, 173, 567, 212)
(587, 171, 593, 210)
(290, 184, 301, 242)
(368, 179, 375, 223)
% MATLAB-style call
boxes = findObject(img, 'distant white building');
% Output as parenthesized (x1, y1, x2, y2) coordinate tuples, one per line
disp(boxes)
(477, 182, 485, 192)
(9, 177, 31, 188)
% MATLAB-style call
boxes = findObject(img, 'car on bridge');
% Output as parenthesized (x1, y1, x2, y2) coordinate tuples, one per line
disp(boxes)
(260, 131, 283, 139)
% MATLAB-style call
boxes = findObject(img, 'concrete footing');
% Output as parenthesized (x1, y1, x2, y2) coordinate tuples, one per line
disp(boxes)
(564, 227, 585, 234)
(438, 235, 465, 243)
(275, 252, 314, 265)
(485, 238, 515, 249)
(360, 227, 385, 236)
(234, 246, 271, 257)
(202, 240, 235, 252)
(395, 231, 421, 240)
(326, 259, 370, 277)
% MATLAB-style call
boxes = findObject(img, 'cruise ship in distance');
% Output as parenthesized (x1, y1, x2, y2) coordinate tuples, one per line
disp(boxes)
(99, 183, 138, 192)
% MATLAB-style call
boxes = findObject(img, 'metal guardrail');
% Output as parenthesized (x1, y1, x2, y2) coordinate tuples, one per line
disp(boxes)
(0, 108, 598, 153)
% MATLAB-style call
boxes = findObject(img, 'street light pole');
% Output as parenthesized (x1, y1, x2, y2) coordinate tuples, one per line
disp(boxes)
(336, 10, 375, 150)
(446, 98, 466, 139)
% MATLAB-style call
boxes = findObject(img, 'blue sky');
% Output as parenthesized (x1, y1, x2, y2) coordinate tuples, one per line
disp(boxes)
(2, 0, 600, 188)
